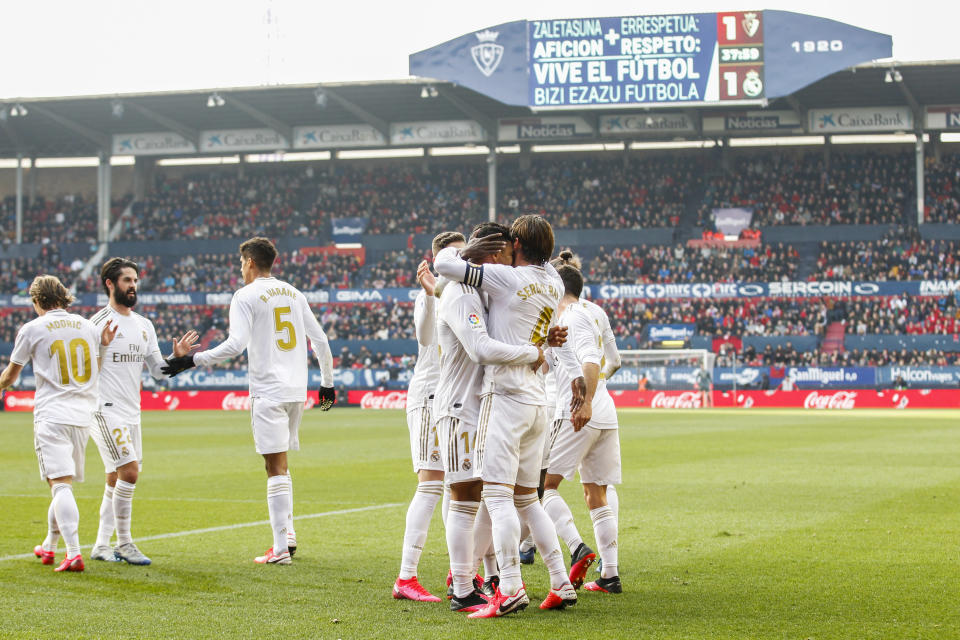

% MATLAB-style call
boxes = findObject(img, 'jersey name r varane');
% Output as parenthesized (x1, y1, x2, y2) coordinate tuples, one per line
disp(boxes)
(194, 277, 332, 402)
(11, 309, 101, 426)
(90, 306, 164, 418)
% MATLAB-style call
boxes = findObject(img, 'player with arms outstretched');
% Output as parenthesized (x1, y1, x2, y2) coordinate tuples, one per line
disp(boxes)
(434, 215, 582, 617)
(393, 231, 465, 603)
(88, 257, 199, 566)
(1, 275, 117, 572)
(162, 237, 335, 565)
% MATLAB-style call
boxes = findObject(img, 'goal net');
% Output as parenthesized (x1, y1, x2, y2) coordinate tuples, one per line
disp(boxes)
(618, 349, 716, 393)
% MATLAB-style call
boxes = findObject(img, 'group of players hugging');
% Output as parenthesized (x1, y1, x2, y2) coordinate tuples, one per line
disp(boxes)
(3, 215, 620, 620)
(393, 214, 622, 618)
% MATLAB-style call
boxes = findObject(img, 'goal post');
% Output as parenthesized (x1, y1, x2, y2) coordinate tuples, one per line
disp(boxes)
(618, 348, 716, 398)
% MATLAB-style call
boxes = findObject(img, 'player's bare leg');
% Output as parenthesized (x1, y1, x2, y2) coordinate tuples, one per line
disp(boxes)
(47, 476, 84, 572)
(394, 468, 444, 601)
(446, 480, 485, 612)
(543, 473, 596, 588)
(582, 482, 621, 593)
(255, 452, 292, 565)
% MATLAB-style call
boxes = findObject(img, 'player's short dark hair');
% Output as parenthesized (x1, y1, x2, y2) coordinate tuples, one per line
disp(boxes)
(557, 264, 584, 299)
(30, 275, 74, 310)
(551, 249, 582, 271)
(240, 237, 278, 271)
(100, 257, 140, 294)
(469, 221, 511, 241)
(431, 231, 465, 257)
(510, 214, 554, 265)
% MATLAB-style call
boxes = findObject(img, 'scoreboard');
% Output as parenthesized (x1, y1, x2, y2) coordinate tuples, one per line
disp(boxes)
(410, 10, 892, 109)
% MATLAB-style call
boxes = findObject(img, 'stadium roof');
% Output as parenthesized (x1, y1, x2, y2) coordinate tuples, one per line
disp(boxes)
(0, 60, 958, 158)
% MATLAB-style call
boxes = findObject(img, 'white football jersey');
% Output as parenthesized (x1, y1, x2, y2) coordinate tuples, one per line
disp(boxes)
(582, 298, 620, 379)
(193, 277, 333, 402)
(90, 306, 165, 419)
(10, 309, 101, 426)
(435, 247, 575, 406)
(553, 302, 617, 428)
(434, 283, 539, 425)
(406, 290, 440, 413)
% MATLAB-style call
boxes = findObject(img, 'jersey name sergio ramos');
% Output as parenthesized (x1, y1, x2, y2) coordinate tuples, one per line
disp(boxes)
(434, 283, 540, 425)
(554, 302, 617, 428)
(434, 247, 564, 406)
(90, 306, 165, 418)
(10, 309, 101, 426)
(193, 277, 333, 402)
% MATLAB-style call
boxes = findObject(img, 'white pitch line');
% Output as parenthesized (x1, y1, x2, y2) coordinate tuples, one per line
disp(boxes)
(0, 502, 402, 562)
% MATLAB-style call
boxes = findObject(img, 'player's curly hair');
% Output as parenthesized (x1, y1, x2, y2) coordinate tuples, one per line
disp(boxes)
(100, 257, 140, 294)
(29, 275, 74, 310)
(556, 264, 584, 299)
(510, 214, 554, 265)
(431, 231, 466, 257)
(469, 221, 511, 241)
(551, 249, 582, 270)
(240, 237, 278, 271)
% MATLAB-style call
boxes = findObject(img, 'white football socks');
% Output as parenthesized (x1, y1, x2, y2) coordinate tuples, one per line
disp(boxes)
(472, 500, 497, 577)
(266, 475, 291, 554)
(590, 505, 618, 579)
(398, 480, 443, 579)
(542, 489, 584, 554)
(446, 500, 480, 598)
(286, 472, 296, 542)
(441, 484, 451, 528)
(482, 484, 522, 595)
(50, 483, 80, 558)
(113, 480, 136, 546)
(515, 493, 568, 589)
(95, 483, 115, 548)
(607, 484, 619, 520)
(41, 501, 60, 553)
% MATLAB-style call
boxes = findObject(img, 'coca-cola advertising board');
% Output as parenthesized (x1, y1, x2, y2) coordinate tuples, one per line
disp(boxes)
(346, 390, 409, 409)
(2, 391, 316, 412)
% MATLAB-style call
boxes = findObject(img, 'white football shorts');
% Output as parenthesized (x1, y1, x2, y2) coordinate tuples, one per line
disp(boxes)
(250, 397, 303, 455)
(475, 393, 548, 489)
(436, 415, 478, 484)
(546, 420, 622, 486)
(407, 406, 443, 473)
(34, 421, 89, 483)
(540, 418, 564, 471)
(91, 410, 142, 473)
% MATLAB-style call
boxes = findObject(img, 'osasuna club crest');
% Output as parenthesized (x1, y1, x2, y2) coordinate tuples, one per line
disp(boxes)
(742, 12, 760, 38)
(471, 29, 503, 77)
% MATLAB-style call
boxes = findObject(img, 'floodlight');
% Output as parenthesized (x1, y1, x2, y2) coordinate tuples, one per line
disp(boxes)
(206, 92, 225, 108)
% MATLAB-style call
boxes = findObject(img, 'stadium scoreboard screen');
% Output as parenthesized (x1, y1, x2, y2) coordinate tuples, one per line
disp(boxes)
(410, 10, 892, 109)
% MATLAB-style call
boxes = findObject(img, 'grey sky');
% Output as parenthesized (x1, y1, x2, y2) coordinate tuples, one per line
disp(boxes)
(1, 0, 955, 99)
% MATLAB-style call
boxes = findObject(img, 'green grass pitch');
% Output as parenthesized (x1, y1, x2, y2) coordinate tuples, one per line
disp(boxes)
(1, 408, 959, 639)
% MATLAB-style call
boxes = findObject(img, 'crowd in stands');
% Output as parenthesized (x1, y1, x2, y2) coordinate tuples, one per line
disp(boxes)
(925, 153, 960, 224)
(812, 227, 960, 281)
(717, 343, 960, 369)
(700, 152, 912, 227)
(585, 243, 800, 283)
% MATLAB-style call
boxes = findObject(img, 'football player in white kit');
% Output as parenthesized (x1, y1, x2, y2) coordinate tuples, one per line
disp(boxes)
(88, 257, 200, 566)
(393, 231, 465, 603)
(1, 275, 117, 572)
(162, 237, 335, 565)
(434, 215, 582, 618)
(542, 262, 623, 594)
(431, 222, 548, 613)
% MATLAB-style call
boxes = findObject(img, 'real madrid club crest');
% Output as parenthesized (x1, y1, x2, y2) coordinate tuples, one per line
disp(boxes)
(742, 12, 760, 38)
(142, 330, 148, 342)
(471, 29, 504, 77)
(742, 70, 763, 98)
